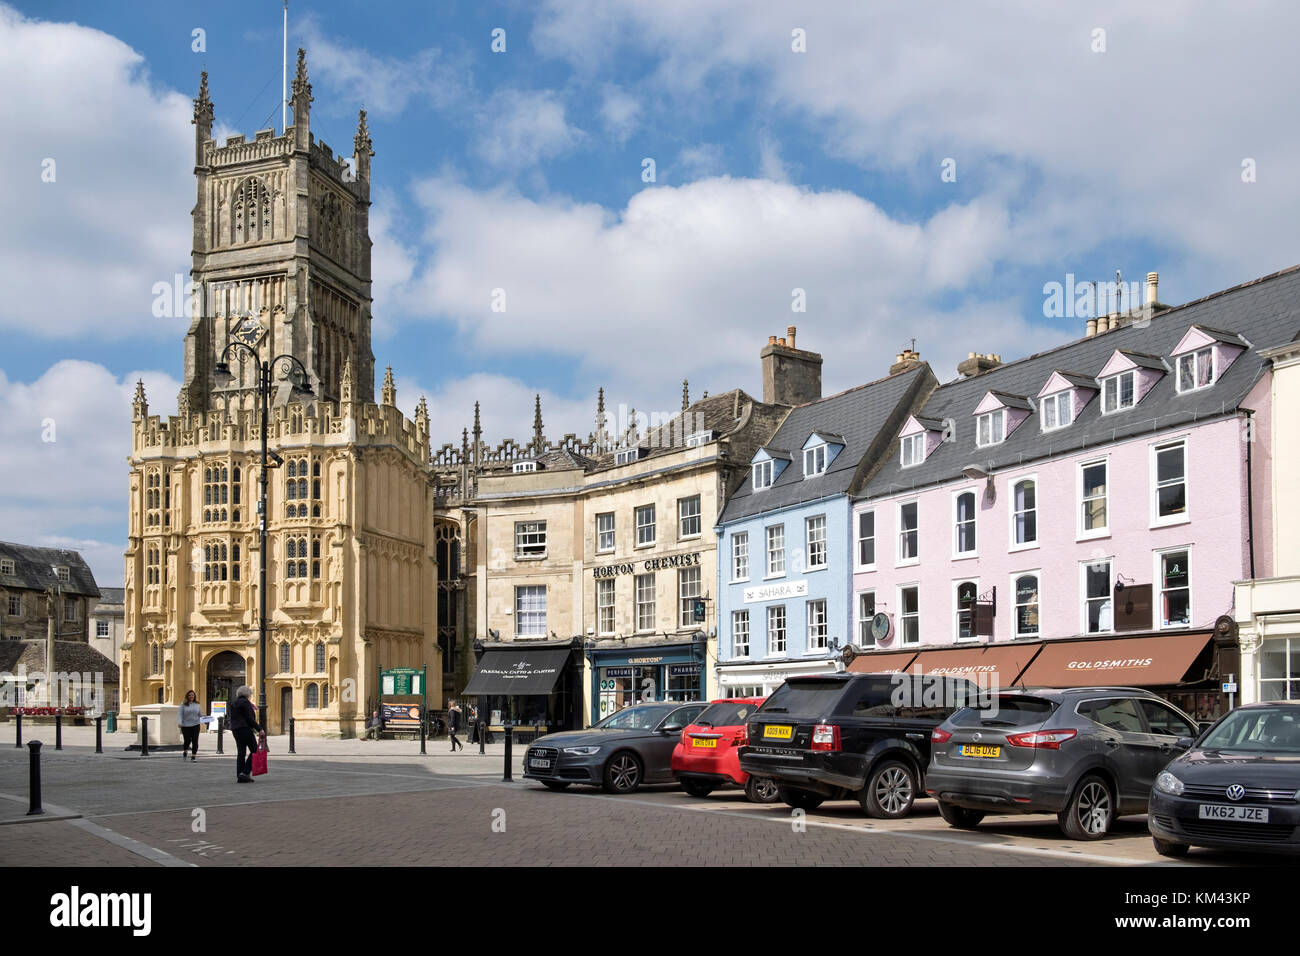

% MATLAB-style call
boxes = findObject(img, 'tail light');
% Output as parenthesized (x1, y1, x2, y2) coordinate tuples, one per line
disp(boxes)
(681, 730, 691, 746)
(811, 723, 840, 752)
(1006, 729, 1077, 750)
(732, 728, 748, 747)
(931, 727, 952, 744)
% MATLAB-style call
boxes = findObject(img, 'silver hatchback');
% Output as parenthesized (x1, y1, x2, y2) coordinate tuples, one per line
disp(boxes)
(925, 687, 1198, 840)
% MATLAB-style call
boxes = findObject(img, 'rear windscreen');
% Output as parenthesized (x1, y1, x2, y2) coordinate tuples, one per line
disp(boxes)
(951, 695, 1056, 728)
(757, 681, 844, 716)
(693, 702, 759, 727)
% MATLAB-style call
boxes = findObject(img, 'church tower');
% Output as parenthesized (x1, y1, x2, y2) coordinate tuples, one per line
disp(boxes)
(180, 50, 375, 414)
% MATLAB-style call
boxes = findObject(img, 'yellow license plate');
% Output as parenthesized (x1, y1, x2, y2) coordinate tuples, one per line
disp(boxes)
(691, 737, 718, 748)
(959, 744, 1001, 758)
(763, 725, 793, 740)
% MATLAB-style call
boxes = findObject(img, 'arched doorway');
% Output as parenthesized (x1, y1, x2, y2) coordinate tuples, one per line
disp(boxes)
(206, 651, 246, 713)
(280, 686, 293, 735)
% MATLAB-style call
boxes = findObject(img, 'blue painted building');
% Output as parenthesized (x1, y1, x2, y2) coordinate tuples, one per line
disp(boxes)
(714, 364, 935, 696)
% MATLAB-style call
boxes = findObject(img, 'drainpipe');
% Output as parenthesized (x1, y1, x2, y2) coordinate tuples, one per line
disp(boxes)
(1245, 410, 1256, 578)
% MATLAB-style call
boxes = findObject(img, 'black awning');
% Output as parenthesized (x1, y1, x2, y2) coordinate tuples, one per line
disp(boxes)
(463, 647, 572, 696)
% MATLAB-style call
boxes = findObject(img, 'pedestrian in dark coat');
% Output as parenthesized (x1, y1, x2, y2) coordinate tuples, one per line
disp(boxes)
(447, 700, 463, 752)
(229, 685, 263, 782)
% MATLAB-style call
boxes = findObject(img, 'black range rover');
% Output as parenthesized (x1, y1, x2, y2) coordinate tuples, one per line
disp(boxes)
(739, 672, 980, 818)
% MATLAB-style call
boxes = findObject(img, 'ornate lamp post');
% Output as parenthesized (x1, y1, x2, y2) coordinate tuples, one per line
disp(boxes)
(213, 331, 313, 733)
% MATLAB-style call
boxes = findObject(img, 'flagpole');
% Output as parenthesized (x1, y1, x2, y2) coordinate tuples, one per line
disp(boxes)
(282, 0, 288, 133)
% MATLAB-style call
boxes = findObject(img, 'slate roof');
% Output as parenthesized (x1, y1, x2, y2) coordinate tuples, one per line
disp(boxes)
(93, 588, 125, 608)
(590, 388, 766, 472)
(0, 640, 119, 682)
(0, 542, 100, 599)
(861, 263, 1300, 499)
(721, 364, 936, 523)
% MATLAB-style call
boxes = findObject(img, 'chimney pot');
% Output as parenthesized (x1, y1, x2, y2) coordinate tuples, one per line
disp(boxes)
(1146, 271, 1159, 307)
(787, 326, 797, 349)
(768, 335, 777, 345)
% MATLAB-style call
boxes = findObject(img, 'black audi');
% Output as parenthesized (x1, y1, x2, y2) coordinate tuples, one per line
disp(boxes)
(1149, 702, 1300, 857)
(524, 701, 707, 794)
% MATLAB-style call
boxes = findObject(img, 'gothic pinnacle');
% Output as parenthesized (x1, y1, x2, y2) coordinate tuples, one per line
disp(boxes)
(193, 71, 214, 126)
(292, 47, 312, 103)
(682, 378, 689, 412)
(354, 109, 374, 156)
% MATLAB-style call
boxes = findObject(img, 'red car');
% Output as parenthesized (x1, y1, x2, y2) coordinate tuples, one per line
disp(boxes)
(671, 697, 780, 802)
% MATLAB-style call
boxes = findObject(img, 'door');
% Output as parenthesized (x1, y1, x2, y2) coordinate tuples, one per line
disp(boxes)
(206, 650, 246, 714)
(280, 686, 293, 735)
(647, 705, 706, 780)
(1079, 697, 1151, 810)
(1137, 699, 1199, 779)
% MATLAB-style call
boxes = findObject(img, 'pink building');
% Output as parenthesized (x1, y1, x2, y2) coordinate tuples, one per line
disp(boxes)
(847, 265, 1300, 720)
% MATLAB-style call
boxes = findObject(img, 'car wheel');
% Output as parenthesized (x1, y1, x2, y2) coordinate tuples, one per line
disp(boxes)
(745, 776, 781, 804)
(1059, 774, 1114, 840)
(681, 778, 716, 798)
(1152, 836, 1190, 858)
(602, 752, 643, 794)
(937, 800, 985, 829)
(542, 781, 570, 792)
(778, 785, 825, 811)
(862, 760, 917, 819)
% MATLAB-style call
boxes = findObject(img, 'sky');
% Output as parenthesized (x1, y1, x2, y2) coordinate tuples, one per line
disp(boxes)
(4, 0, 1300, 587)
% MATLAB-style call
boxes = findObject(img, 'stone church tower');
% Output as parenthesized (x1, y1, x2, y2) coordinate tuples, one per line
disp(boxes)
(122, 53, 439, 737)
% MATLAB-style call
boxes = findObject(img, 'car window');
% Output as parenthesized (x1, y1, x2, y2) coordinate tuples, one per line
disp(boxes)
(693, 702, 756, 727)
(1202, 707, 1300, 753)
(951, 695, 1055, 728)
(759, 680, 845, 715)
(663, 705, 704, 728)
(1081, 698, 1144, 733)
(596, 705, 671, 730)
(851, 682, 897, 718)
(1138, 700, 1197, 738)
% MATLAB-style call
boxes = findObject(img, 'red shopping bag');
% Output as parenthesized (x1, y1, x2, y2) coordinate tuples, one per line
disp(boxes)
(251, 732, 268, 776)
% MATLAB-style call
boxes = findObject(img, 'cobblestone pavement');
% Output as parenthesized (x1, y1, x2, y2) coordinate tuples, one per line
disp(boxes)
(0, 728, 1275, 867)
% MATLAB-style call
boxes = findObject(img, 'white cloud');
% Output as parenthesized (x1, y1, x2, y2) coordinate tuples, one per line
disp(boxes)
(674, 144, 726, 180)
(0, 361, 180, 586)
(0, 4, 192, 339)
(757, 132, 789, 183)
(475, 89, 584, 169)
(599, 84, 641, 142)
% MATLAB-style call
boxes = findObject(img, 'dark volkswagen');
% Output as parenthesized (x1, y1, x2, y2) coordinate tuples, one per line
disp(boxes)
(524, 701, 706, 795)
(1149, 701, 1300, 857)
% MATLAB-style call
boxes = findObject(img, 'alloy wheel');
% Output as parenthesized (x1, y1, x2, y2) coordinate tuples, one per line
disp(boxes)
(874, 766, 913, 815)
(609, 755, 640, 792)
(1076, 780, 1112, 835)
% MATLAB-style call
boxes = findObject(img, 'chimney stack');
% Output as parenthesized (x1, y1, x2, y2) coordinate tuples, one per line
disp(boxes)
(957, 351, 1002, 378)
(787, 326, 797, 349)
(889, 348, 922, 376)
(761, 330, 822, 406)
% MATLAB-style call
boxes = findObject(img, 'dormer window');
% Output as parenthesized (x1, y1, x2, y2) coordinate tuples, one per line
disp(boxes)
(1176, 347, 1214, 393)
(0, 559, 13, 576)
(900, 433, 925, 468)
(976, 410, 1005, 447)
(753, 460, 774, 489)
(1101, 370, 1136, 413)
(54, 566, 70, 583)
(614, 447, 640, 466)
(804, 444, 827, 477)
(684, 430, 715, 448)
(512, 461, 538, 473)
(1040, 391, 1072, 431)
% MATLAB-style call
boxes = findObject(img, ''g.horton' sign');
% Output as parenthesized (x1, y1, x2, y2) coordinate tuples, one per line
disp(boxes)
(593, 551, 702, 578)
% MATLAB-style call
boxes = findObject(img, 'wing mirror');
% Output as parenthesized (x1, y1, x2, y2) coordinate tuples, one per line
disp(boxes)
(661, 723, 684, 735)
(1175, 736, 1195, 750)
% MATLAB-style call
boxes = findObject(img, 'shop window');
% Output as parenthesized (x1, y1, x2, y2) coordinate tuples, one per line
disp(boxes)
(1158, 550, 1191, 628)
(1014, 574, 1040, 638)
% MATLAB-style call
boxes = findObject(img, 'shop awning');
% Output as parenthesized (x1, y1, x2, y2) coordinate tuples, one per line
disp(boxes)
(463, 648, 571, 696)
(847, 650, 918, 674)
(1015, 633, 1212, 688)
(904, 643, 1043, 687)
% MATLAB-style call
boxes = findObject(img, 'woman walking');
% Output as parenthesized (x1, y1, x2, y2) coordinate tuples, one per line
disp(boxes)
(178, 690, 202, 761)
(447, 699, 463, 752)
(229, 685, 263, 783)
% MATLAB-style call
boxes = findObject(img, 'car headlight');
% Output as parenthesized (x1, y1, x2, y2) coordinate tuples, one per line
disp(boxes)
(563, 746, 601, 756)
(1155, 770, 1185, 796)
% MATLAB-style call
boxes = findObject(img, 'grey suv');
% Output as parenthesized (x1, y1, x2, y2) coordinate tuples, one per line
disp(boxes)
(925, 687, 1198, 840)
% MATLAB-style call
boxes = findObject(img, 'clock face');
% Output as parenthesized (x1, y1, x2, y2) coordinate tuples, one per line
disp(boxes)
(871, 612, 892, 642)
(231, 315, 264, 348)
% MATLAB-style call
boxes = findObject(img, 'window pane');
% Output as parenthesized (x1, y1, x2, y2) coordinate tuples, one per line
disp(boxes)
(858, 511, 875, 566)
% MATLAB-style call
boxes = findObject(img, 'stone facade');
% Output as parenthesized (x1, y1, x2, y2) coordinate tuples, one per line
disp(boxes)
(0, 543, 99, 644)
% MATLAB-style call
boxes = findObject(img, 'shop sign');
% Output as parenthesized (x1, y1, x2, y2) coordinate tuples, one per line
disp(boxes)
(669, 664, 700, 676)
(743, 580, 808, 603)
(593, 552, 702, 578)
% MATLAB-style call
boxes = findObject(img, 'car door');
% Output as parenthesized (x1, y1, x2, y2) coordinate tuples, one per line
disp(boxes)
(1079, 697, 1151, 810)
(1137, 699, 1199, 780)
(646, 705, 705, 781)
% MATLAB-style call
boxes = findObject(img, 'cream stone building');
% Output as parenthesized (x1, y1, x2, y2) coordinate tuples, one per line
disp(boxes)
(121, 54, 438, 737)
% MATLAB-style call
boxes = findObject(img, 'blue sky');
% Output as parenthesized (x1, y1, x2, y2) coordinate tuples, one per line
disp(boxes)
(4, 0, 1300, 585)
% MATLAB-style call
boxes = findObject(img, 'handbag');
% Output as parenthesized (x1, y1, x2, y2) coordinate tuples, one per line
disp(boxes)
(251, 732, 269, 776)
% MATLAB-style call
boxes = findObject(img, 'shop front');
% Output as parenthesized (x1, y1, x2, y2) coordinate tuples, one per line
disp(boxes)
(589, 641, 705, 724)
(716, 655, 842, 701)
(464, 639, 583, 735)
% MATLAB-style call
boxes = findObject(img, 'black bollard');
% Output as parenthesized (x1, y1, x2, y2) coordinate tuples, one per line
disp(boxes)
(419, 714, 426, 755)
(55, 714, 62, 751)
(95, 716, 103, 754)
(140, 716, 149, 757)
(289, 717, 296, 755)
(216, 717, 225, 754)
(503, 723, 513, 782)
(27, 740, 43, 815)
(478, 718, 485, 755)
(14, 711, 21, 748)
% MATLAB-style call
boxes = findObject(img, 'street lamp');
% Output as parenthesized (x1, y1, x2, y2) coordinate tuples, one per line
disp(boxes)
(213, 341, 313, 733)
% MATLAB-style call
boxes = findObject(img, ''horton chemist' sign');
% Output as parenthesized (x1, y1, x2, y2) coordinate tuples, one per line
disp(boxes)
(593, 551, 702, 578)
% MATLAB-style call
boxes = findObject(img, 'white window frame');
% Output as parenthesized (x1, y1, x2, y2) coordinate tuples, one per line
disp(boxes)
(766, 524, 786, 578)
(596, 577, 616, 636)
(634, 573, 656, 632)
(1012, 570, 1042, 639)
(1101, 370, 1137, 414)
(752, 460, 774, 490)
(515, 585, 548, 637)
(731, 531, 749, 582)
(1151, 439, 1189, 527)
(803, 443, 828, 478)
(1040, 391, 1072, 431)
(897, 500, 919, 566)
(855, 510, 876, 571)
(857, 591, 877, 646)
(1155, 547, 1192, 630)
(767, 604, 787, 655)
(678, 566, 702, 629)
(953, 489, 977, 557)
(514, 520, 547, 559)
(900, 433, 925, 468)
(635, 504, 656, 548)
(512, 460, 537, 473)
(678, 495, 702, 539)
(96, 619, 110, 638)
(685, 430, 714, 448)
(953, 578, 979, 642)
(898, 585, 920, 645)
(1078, 458, 1110, 539)
(0, 559, 13, 575)
(1081, 557, 1114, 635)
(805, 514, 827, 570)
(732, 610, 750, 658)
(1009, 474, 1039, 550)
(596, 512, 615, 553)
(976, 409, 1005, 447)
(1176, 347, 1215, 393)
(615, 447, 639, 466)
(55, 566, 70, 583)
(806, 599, 829, 651)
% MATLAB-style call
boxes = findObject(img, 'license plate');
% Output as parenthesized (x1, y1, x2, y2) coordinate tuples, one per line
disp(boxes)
(691, 738, 718, 748)
(529, 758, 552, 769)
(1198, 803, 1269, 823)
(959, 744, 1001, 758)
(763, 725, 793, 740)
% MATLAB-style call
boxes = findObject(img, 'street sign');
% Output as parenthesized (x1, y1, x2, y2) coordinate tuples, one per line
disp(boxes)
(1222, 682, 1238, 694)
(693, 599, 706, 622)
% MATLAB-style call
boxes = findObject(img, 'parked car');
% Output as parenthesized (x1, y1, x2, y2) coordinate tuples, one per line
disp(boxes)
(671, 697, 779, 803)
(926, 686, 1198, 840)
(1149, 701, 1300, 857)
(738, 673, 979, 818)
(523, 701, 707, 794)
